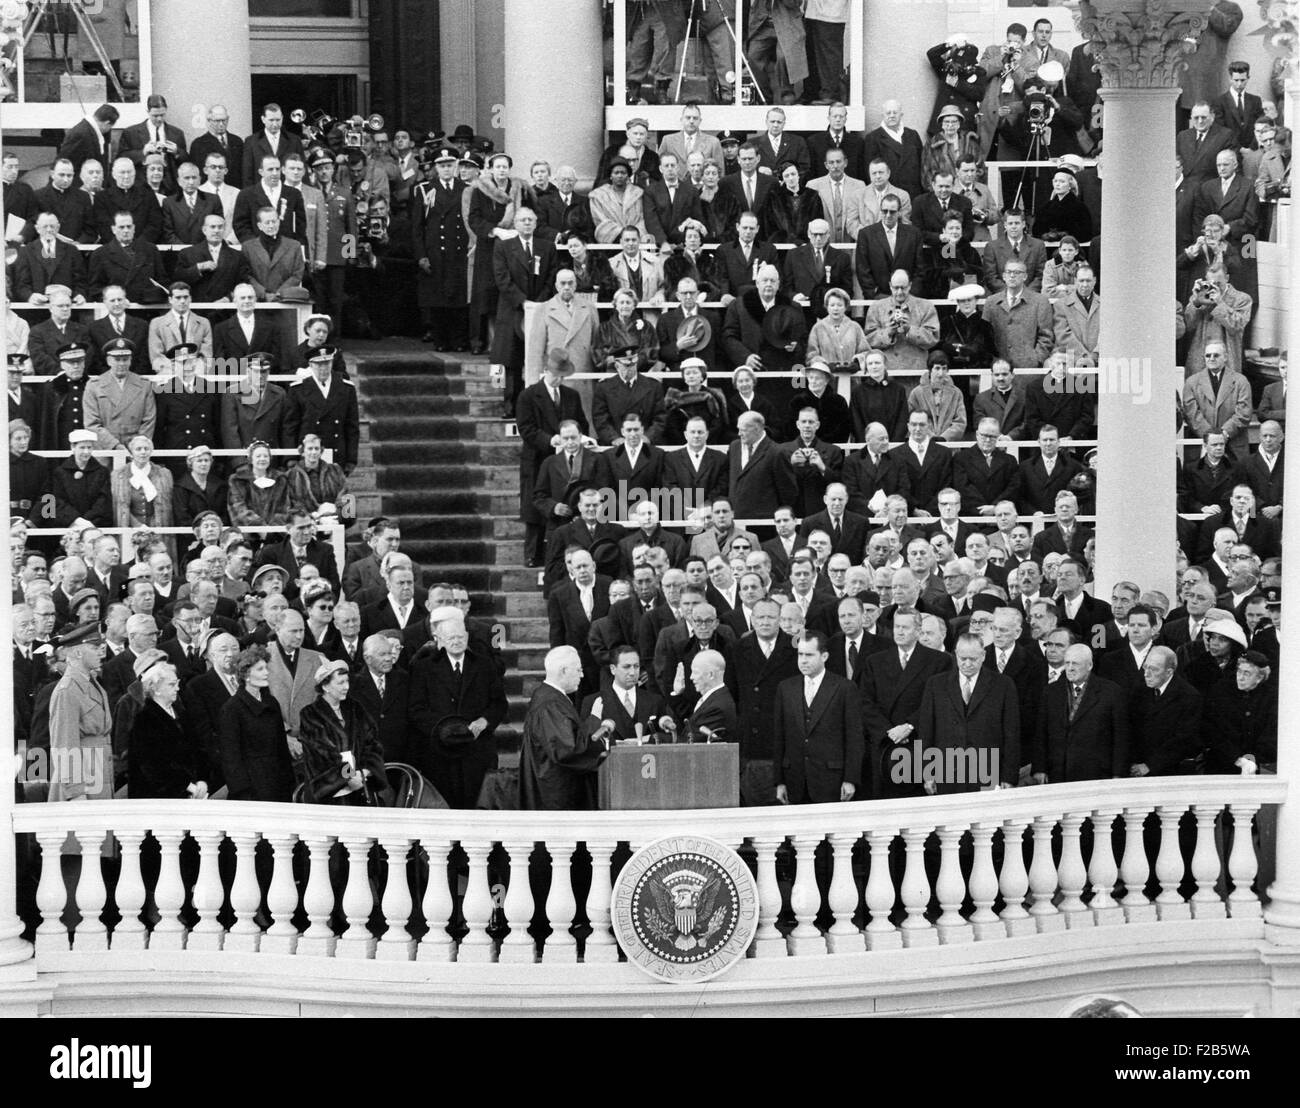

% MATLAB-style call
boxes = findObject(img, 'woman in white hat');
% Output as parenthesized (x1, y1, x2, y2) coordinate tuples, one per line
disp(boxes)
(297, 658, 390, 804)
(1182, 610, 1248, 694)
(806, 287, 869, 372)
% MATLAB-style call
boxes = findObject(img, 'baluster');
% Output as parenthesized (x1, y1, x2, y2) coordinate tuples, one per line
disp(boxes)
(1057, 813, 1092, 928)
(187, 831, 226, 951)
(34, 831, 71, 955)
(457, 841, 496, 963)
(1190, 805, 1227, 919)
(70, 827, 109, 952)
(863, 829, 901, 950)
(786, 834, 825, 956)
(998, 818, 1033, 937)
(376, 835, 415, 960)
(1027, 815, 1064, 932)
(583, 840, 619, 963)
(826, 832, 863, 954)
(1087, 809, 1122, 925)
(1118, 805, 1156, 922)
(222, 832, 264, 953)
(1226, 804, 1262, 919)
(337, 836, 377, 959)
(968, 823, 1000, 941)
(296, 835, 338, 957)
(1154, 805, 1191, 920)
(934, 827, 972, 944)
(750, 837, 787, 957)
(150, 831, 188, 950)
(498, 839, 537, 964)
(542, 840, 578, 961)
(899, 828, 937, 947)
(110, 830, 148, 951)
(417, 838, 455, 961)
(261, 832, 300, 955)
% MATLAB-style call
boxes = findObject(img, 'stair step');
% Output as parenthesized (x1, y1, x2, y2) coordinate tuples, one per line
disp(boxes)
(503, 593, 547, 617)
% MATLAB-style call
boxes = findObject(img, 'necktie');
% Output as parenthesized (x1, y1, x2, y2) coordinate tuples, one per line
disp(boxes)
(997, 650, 1008, 673)
(761, 639, 772, 659)
(581, 588, 593, 619)
(523, 239, 533, 264)
(668, 186, 675, 206)
(186, 192, 195, 210)
(1197, 131, 1204, 146)
(1069, 683, 1084, 721)
(376, 675, 385, 698)
(832, 518, 841, 539)
(832, 182, 843, 236)
(740, 443, 750, 469)
(549, 385, 559, 406)
(453, 661, 461, 676)
(178, 314, 187, 340)
(900, 651, 911, 670)
(567, 453, 577, 479)
(621, 688, 634, 716)
(962, 677, 973, 704)
(219, 133, 227, 149)
(745, 176, 754, 208)
(847, 641, 859, 678)
(44, 242, 54, 260)
(1237, 92, 1243, 112)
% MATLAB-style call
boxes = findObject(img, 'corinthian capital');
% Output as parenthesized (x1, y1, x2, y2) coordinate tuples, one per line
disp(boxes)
(1076, 1, 1213, 88)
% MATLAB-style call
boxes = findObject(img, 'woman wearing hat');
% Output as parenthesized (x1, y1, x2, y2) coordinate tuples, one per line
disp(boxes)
(725, 367, 780, 443)
(787, 359, 852, 444)
(285, 432, 354, 525)
(59, 587, 101, 635)
(849, 350, 910, 442)
(1181, 612, 1248, 695)
(300, 580, 341, 655)
(761, 161, 824, 246)
(467, 152, 531, 352)
(920, 212, 984, 299)
(807, 287, 869, 374)
(661, 223, 719, 300)
(227, 440, 294, 528)
(292, 314, 349, 380)
(8, 419, 47, 528)
(696, 160, 739, 244)
(1204, 651, 1277, 775)
(663, 357, 727, 444)
(171, 444, 229, 529)
(1033, 167, 1093, 247)
(922, 104, 983, 190)
(129, 661, 211, 799)
(297, 659, 390, 805)
(111, 435, 175, 537)
(219, 644, 296, 802)
(594, 288, 660, 372)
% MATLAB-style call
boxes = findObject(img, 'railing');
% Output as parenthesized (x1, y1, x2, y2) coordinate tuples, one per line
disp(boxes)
(12, 777, 1283, 967)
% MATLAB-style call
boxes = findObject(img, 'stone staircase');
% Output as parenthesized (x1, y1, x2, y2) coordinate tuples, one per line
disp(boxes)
(352, 344, 544, 751)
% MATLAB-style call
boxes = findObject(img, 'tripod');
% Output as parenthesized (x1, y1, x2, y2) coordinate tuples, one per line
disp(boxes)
(673, 0, 765, 105)
(1011, 123, 1051, 218)
(22, 0, 125, 101)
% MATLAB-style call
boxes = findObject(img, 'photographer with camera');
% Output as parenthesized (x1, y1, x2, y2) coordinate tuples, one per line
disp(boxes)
(975, 23, 1027, 160)
(863, 269, 940, 379)
(118, 94, 189, 193)
(1182, 264, 1252, 382)
(924, 36, 985, 138)
(351, 194, 417, 339)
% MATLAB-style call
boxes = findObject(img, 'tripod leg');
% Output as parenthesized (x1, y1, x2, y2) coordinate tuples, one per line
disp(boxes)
(673, 6, 696, 102)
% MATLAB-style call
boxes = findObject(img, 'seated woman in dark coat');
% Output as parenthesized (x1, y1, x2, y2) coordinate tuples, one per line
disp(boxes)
(171, 444, 229, 527)
(226, 440, 294, 527)
(284, 433, 354, 525)
(561, 231, 616, 298)
(129, 661, 211, 799)
(218, 644, 296, 801)
(761, 162, 823, 245)
(663, 357, 728, 444)
(1033, 169, 1094, 248)
(697, 160, 739, 243)
(297, 659, 390, 805)
(1203, 651, 1277, 775)
(849, 350, 910, 442)
(919, 214, 983, 299)
(8, 419, 48, 528)
(592, 288, 661, 372)
(661, 222, 721, 299)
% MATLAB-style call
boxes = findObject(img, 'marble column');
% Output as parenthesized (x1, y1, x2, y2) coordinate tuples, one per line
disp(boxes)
(502, 0, 604, 179)
(150, 0, 253, 137)
(440, 0, 477, 134)
(1079, 1, 1212, 601)
(862, 0, 950, 135)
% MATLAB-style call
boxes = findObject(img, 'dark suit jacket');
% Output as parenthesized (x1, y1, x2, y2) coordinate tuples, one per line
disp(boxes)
(232, 182, 307, 243)
(1055, 592, 1114, 644)
(916, 669, 1020, 792)
(580, 684, 669, 744)
(728, 633, 800, 765)
(860, 643, 952, 797)
(711, 238, 781, 297)
(220, 382, 289, 450)
(533, 449, 609, 526)
(782, 243, 853, 304)
(887, 439, 953, 514)
(254, 537, 340, 596)
(161, 191, 223, 245)
(910, 191, 975, 248)
(655, 306, 723, 374)
(1034, 673, 1129, 781)
(1031, 523, 1094, 563)
(753, 133, 811, 179)
(719, 171, 774, 217)
(515, 379, 590, 524)
(88, 314, 151, 376)
(660, 446, 728, 504)
(544, 519, 626, 592)
(603, 441, 664, 496)
(547, 576, 612, 680)
(841, 448, 906, 516)
(798, 509, 869, 562)
(1130, 674, 1205, 775)
(190, 132, 247, 189)
(87, 239, 166, 302)
(118, 120, 189, 178)
(981, 235, 1048, 292)
(1014, 453, 1084, 514)
(952, 446, 1019, 514)
(591, 373, 667, 444)
(347, 665, 414, 764)
(58, 119, 114, 176)
(861, 125, 925, 199)
(212, 310, 283, 363)
(773, 670, 864, 803)
(180, 668, 237, 791)
(643, 180, 704, 245)
(1211, 90, 1264, 149)
(30, 183, 95, 242)
(854, 222, 924, 299)
(1175, 123, 1238, 185)
(984, 641, 1045, 753)
(1236, 449, 1284, 511)
(242, 131, 305, 189)
(13, 240, 87, 301)
(617, 526, 687, 576)
(807, 130, 866, 180)
(285, 377, 360, 470)
(1192, 174, 1260, 241)
(728, 434, 798, 522)
(95, 183, 163, 244)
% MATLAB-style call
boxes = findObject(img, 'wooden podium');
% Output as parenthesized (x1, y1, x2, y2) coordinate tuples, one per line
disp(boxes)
(598, 742, 739, 810)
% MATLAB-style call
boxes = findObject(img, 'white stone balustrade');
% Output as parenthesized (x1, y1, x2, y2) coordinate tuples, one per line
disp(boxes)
(11, 778, 1286, 970)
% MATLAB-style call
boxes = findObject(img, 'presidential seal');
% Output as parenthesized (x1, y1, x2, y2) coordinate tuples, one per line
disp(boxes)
(611, 835, 758, 984)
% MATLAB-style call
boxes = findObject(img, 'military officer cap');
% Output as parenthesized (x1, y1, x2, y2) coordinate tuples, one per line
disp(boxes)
(166, 342, 201, 360)
(56, 622, 104, 649)
(56, 342, 89, 361)
(308, 146, 333, 168)
(718, 130, 745, 146)
(611, 343, 640, 359)
(68, 429, 97, 445)
(459, 151, 484, 171)
(246, 352, 277, 370)
(426, 130, 447, 144)
(309, 346, 339, 363)
(6, 352, 30, 368)
(103, 337, 136, 357)
(434, 147, 459, 164)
